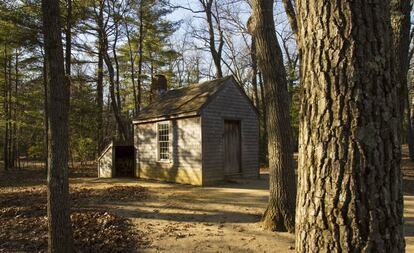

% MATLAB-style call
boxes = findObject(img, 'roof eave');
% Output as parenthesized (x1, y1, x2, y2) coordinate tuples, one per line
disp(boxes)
(132, 111, 200, 124)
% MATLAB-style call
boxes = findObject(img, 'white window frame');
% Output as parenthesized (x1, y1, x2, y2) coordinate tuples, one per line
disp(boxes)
(157, 121, 171, 162)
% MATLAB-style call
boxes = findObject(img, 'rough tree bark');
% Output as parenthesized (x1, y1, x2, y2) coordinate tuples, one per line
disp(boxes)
(391, 0, 414, 161)
(248, 0, 296, 232)
(295, 0, 405, 252)
(41, 0, 73, 251)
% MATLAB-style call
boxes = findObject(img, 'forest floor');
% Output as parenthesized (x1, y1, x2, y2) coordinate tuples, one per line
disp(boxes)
(1, 147, 414, 252)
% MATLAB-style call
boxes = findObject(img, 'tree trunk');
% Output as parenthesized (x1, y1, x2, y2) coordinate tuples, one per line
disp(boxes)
(102, 30, 128, 141)
(248, 0, 296, 233)
(295, 0, 405, 251)
(200, 0, 223, 78)
(12, 50, 18, 169)
(7, 54, 12, 168)
(251, 36, 259, 109)
(113, 21, 122, 111)
(96, 0, 104, 152)
(137, 2, 144, 112)
(258, 71, 268, 165)
(125, 22, 138, 114)
(391, 0, 414, 161)
(3, 45, 9, 171)
(65, 0, 72, 80)
(41, 0, 73, 251)
(43, 54, 49, 174)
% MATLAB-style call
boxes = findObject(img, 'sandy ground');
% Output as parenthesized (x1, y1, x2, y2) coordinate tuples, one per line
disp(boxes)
(72, 169, 414, 253)
(3, 149, 414, 252)
(75, 176, 295, 253)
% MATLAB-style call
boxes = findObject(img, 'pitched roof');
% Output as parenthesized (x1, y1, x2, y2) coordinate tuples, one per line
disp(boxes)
(133, 76, 234, 122)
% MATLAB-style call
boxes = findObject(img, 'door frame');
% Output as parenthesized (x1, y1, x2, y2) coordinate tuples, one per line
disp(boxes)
(223, 118, 242, 176)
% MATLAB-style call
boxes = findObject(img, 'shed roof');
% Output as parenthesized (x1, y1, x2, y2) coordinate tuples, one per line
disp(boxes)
(133, 76, 234, 122)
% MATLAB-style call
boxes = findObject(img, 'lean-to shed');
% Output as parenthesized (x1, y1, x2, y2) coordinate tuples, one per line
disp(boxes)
(98, 140, 135, 178)
(133, 76, 259, 186)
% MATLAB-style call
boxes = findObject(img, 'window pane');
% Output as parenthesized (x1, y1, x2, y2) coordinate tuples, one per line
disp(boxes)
(158, 122, 170, 160)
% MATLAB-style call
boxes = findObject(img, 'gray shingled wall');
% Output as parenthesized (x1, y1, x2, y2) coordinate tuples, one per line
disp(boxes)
(201, 81, 259, 185)
(134, 117, 202, 185)
(98, 144, 113, 178)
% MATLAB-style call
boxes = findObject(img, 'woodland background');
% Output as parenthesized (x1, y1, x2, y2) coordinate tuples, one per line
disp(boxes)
(0, 0, 303, 167)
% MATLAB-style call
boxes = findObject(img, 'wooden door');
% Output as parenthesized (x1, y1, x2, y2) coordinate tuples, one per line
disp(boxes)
(224, 120, 241, 175)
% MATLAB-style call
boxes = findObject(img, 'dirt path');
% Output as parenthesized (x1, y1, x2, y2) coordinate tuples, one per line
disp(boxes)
(78, 176, 295, 253)
(78, 172, 414, 253)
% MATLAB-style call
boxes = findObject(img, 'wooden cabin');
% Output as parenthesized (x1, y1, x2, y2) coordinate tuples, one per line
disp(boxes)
(133, 76, 259, 186)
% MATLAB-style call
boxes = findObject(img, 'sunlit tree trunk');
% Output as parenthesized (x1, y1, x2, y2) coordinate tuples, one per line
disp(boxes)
(248, 0, 296, 232)
(295, 0, 405, 251)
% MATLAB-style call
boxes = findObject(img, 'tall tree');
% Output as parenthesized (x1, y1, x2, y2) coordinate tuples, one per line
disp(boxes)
(247, 0, 296, 232)
(295, 0, 405, 251)
(95, 0, 104, 151)
(41, 0, 73, 251)
(3, 45, 9, 171)
(391, 0, 414, 160)
(198, 0, 224, 78)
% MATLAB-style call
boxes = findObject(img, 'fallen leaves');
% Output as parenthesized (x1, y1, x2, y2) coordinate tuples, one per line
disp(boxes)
(0, 167, 150, 253)
(71, 210, 149, 253)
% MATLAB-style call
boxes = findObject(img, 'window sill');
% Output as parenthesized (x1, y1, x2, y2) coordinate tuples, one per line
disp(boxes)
(157, 159, 172, 164)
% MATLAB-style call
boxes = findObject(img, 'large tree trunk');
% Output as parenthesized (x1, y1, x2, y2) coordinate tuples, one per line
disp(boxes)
(391, 0, 414, 161)
(41, 0, 73, 251)
(248, 0, 296, 233)
(295, 1, 405, 252)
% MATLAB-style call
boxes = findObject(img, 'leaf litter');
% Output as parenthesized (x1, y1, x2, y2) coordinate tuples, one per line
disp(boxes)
(0, 167, 150, 253)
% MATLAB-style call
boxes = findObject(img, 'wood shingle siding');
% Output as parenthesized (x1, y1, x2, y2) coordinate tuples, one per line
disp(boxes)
(135, 117, 202, 185)
(201, 81, 259, 185)
(98, 143, 113, 178)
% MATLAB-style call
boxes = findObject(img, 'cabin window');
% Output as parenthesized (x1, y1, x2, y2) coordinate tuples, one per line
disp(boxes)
(157, 122, 170, 161)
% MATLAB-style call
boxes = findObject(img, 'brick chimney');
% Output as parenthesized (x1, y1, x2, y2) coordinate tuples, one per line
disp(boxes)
(151, 74, 167, 101)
